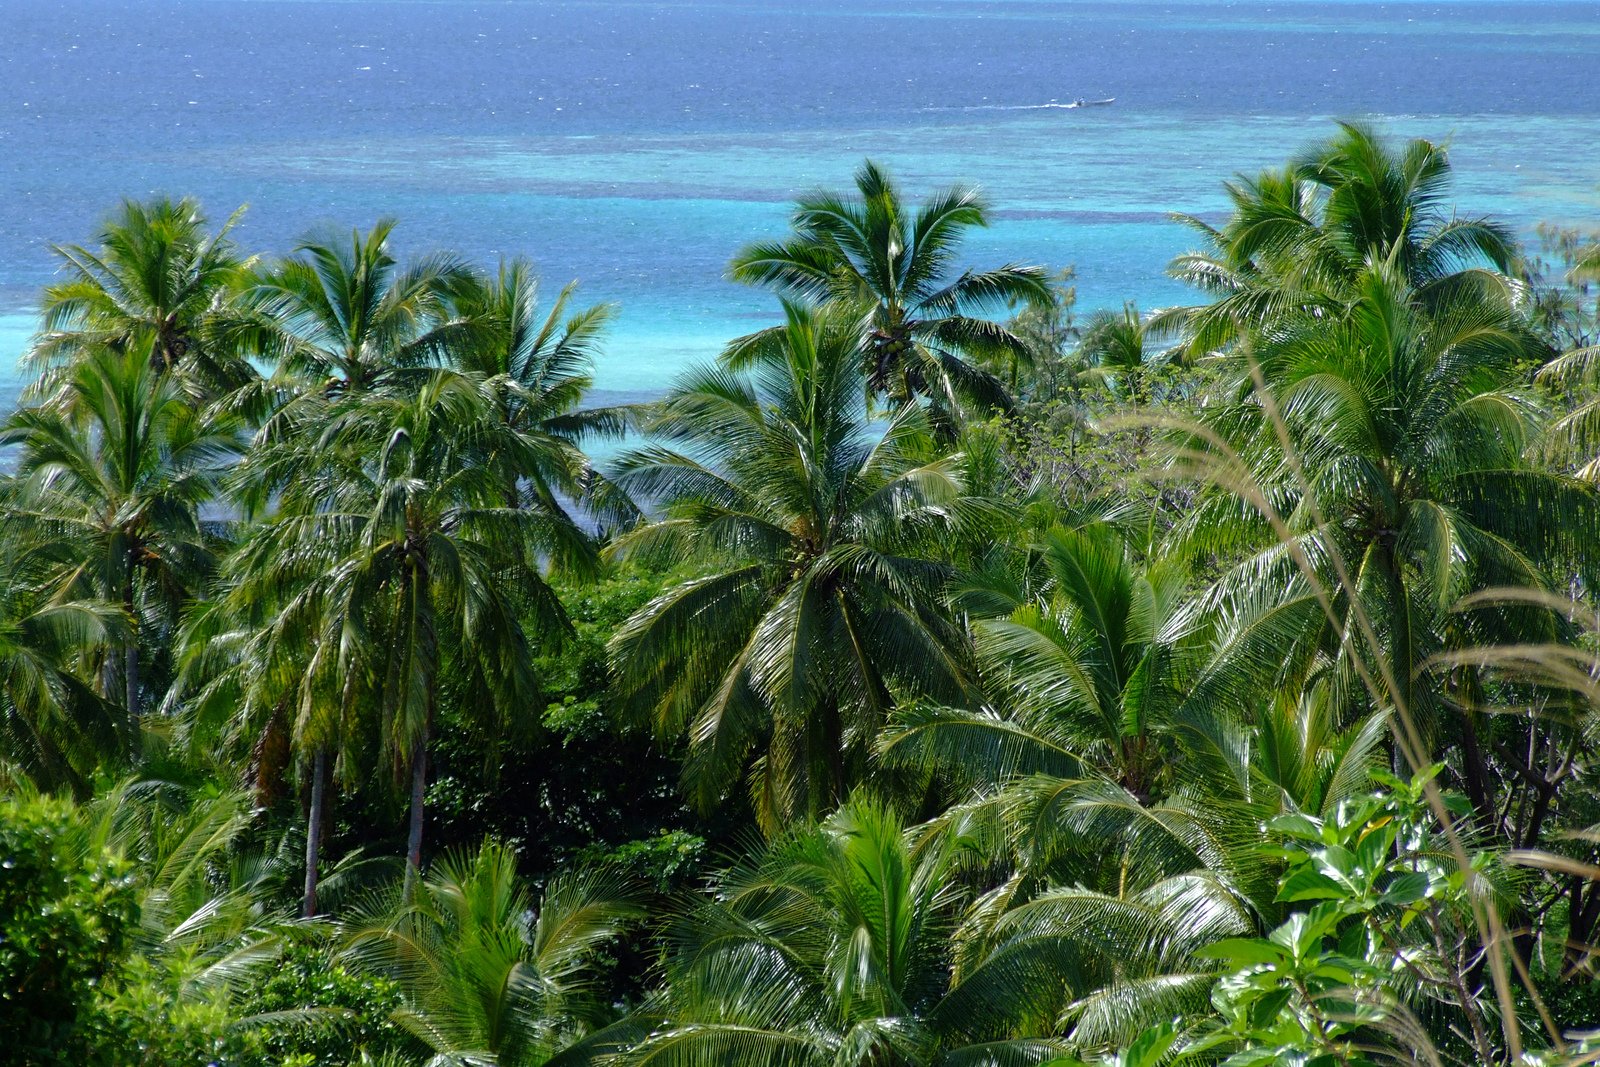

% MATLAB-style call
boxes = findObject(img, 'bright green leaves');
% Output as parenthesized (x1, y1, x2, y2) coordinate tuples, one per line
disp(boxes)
(341, 840, 643, 1067)
(1177, 769, 1488, 1065)
(1032, 770, 1521, 1067)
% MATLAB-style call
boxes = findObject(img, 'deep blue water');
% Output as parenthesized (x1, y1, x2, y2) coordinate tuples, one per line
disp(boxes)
(2, 0, 1598, 410)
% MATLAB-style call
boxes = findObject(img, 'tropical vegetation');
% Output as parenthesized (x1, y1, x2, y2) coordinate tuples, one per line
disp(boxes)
(3, 124, 1600, 1066)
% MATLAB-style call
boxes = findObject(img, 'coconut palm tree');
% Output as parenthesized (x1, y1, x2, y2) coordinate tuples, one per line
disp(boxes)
(728, 161, 1050, 421)
(0, 345, 243, 718)
(1173, 266, 1597, 809)
(628, 797, 1071, 1067)
(927, 782, 1271, 1055)
(237, 218, 475, 401)
(1540, 342, 1600, 480)
(629, 795, 1255, 1065)
(1075, 304, 1180, 406)
(447, 259, 633, 536)
(884, 514, 1389, 812)
(607, 302, 980, 831)
(207, 261, 618, 911)
(343, 840, 642, 1067)
(1536, 238, 1600, 477)
(0, 512, 122, 792)
(890, 524, 1191, 799)
(877, 625, 1393, 1052)
(165, 557, 339, 916)
(66, 779, 292, 1030)
(233, 368, 569, 888)
(27, 197, 258, 399)
(1168, 122, 1519, 353)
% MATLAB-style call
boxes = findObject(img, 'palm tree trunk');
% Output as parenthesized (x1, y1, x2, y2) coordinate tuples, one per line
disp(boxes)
(1455, 702, 1495, 830)
(401, 548, 436, 900)
(402, 728, 429, 899)
(101, 653, 118, 706)
(1375, 540, 1417, 775)
(121, 560, 139, 717)
(1566, 876, 1600, 974)
(124, 640, 139, 718)
(820, 697, 846, 813)
(303, 747, 328, 918)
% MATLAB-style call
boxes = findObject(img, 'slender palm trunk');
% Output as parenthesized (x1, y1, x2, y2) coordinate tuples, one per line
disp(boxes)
(1378, 541, 1418, 773)
(101, 654, 118, 705)
(124, 641, 139, 717)
(401, 545, 436, 900)
(303, 747, 328, 918)
(402, 732, 428, 898)
(815, 696, 846, 816)
(122, 567, 139, 717)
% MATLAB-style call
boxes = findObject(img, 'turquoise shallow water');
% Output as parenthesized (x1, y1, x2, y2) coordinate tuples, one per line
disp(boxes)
(3, 2, 1598, 405)
(146, 113, 1600, 397)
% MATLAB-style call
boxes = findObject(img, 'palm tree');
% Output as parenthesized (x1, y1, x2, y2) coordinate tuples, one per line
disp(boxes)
(343, 840, 642, 1066)
(1158, 124, 1597, 818)
(628, 795, 1258, 1064)
(28, 196, 257, 398)
(447, 259, 633, 536)
(1174, 266, 1597, 810)
(0, 512, 122, 793)
(0, 345, 242, 718)
(1297, 122, 1517, 284)
(1075, 303, 1179, 406)
(165, 558, 337, 916)
(1168, 122, 1519, 352)
(1535, 240, 1600, 479)
(898, 524, 1192, 799)
(885, 517, 1387, 807)
(238, 218, 474, 401)
(1579, 243, 1600, 280)
(728, 161, 1050, 420)
(876, 583, 1394, 1052)
(926, 780, 1272, 1055)
(233, 369, 569, 887)
(607, 302, 979, 831)
(73, 780, 290, 1010)
(628, 797, 1074, 1067)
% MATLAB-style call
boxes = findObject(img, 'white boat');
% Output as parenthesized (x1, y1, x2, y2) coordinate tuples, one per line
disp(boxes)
(1065, 97, 1116, 109)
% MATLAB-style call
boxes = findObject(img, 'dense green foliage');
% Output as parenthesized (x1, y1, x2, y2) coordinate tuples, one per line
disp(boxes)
(3, 124, 1600, 1066)
(0, 795, 139, 1062)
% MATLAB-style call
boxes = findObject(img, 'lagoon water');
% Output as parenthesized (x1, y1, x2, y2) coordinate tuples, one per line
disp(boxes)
(2, 0, 1598, 411)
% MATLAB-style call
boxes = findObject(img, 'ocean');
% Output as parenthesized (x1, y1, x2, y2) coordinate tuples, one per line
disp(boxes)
(2, 0, 1598, 413)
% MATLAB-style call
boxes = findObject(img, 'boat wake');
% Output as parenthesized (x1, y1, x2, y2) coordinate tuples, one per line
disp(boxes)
(923, 99, 1115, 113)
(923, 102, 1077, 112)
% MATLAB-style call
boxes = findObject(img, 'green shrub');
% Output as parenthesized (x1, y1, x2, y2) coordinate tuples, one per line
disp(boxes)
(0, 794, 138, 1063)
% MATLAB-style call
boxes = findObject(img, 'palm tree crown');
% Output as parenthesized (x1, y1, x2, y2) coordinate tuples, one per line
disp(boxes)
(344, 840, 642, 1067)
(729, 161, 1050, 420)
(1180, 266, 1594, 746)
(608, 302, 978, 830)
(29, 196, 256, 399)
(1, 346, 242, 718)
(233, 369, 570, 882)
(632, 798, 1070, 1067)
(1076, 303, 1182, 405)
(0, 520, 120, 793)
(241, 218, 474, 397)
(1170, 122, 1520, 352)
(446, 259, 630, 536)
